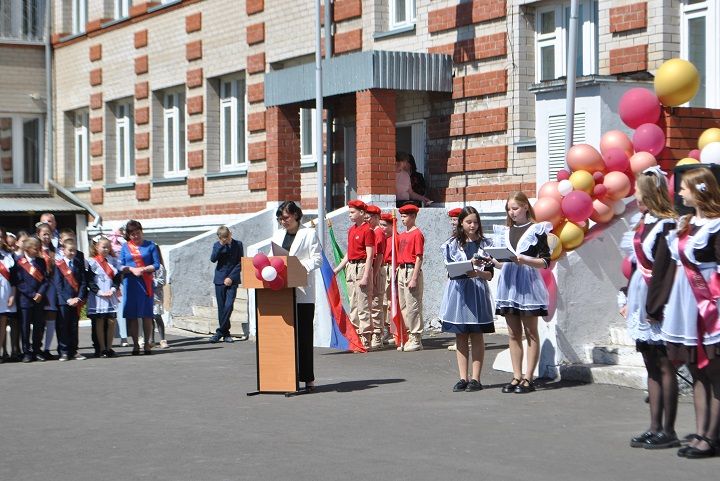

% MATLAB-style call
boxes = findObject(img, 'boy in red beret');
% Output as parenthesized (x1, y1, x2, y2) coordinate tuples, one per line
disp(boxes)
(397, 204, 425, 352)
(365, 205, 386, 349)
(333, 200, 375, 348)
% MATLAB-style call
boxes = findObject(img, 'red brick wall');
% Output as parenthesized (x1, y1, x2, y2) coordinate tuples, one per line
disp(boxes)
(609, 45, 648, 74)
(333, 29, 362, 55)
(248, 82, 264, 103)
(246, 0, 264, 15)
(660, 107, 720, 169)
(247, 52, 265, 74)
(186, 68, 203, 88)
(185, 40, 202, 61)
(609, 2, 647, 33)
(266, 106, 301, 201)
(356, 89, 396, 196)
(187, 96, 203, 115)
(101, 201, 268, 221)
(134, 29, 148, 48)
(89, 44, 102, 61)
(247, 22, 265, 45)
(452, 69, 507, 99)
(185, 12, 202, 33)
(135, 55, 149, 74)
(429, 32, 506, 64)
(428, 0, 506, 34)
(429, 146, 508, 174)
(188, 150, 204, 169)
(135, 82, 149, 99)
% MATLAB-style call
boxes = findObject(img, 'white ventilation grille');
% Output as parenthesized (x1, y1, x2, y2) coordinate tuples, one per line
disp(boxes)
(547, 112, 586, 180)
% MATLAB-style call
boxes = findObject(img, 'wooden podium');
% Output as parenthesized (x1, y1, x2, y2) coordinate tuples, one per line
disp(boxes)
(242, 256, 308, 396)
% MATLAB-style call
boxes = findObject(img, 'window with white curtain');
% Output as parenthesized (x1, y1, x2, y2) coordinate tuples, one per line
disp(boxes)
(219, 78, 247, 171)
(114, 0, 131, 19)
(390, 0, 416, 30)
(680, 0, 719, 107)
(163, 92, 186, 176)
(300, 108, 317, 164)
(74, 111, 90, 187)
(72, 0, 87, 34)
(116, 102, 135, 182)
(535, 0, 598, 82)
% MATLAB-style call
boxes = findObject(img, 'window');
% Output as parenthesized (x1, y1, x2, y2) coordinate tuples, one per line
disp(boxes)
(0, 115, 44, 188)
(114, 0, 131, 19)
(219, 78, 247, 171)
(535, 0, 598, 82)
(390, 0, 416, 30)
(72, 0, 87, 34)
(163, 92, 186, 176)
(116, 102, 135, 182)
(680, 0, 719, 108)
(0, 0, 45, 42)
(300, 108, 317, 164)
(74, 111, 90, 187)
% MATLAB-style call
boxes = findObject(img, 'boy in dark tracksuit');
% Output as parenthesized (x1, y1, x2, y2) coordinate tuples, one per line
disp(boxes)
(209, 226, 243, 343)
(12, 237, 49, 362)
(53, 239, 88, 361)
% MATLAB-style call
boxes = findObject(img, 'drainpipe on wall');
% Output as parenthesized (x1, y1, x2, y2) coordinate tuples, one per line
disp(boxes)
(324, 0, 334, 215)
(44, 3, 102, 229)
(315, 0, 326, 247)
(564, 0, 580, 161)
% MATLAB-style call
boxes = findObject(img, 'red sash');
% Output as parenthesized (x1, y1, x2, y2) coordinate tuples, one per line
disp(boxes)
(127, 241, 153, 297)
(632, 223, 653, 285)
(41, 248, 54, 273)
(18, 257, 45, 282)
(677, 233, 720, 369)
(0, 260, 10, 282)
(55, 259, 79, 293)
(94, 255, 116, 280)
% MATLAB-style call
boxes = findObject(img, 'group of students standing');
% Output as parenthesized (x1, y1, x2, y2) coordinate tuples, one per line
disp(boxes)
(0, 217, 168, 363)
(620, 166, 720, 458)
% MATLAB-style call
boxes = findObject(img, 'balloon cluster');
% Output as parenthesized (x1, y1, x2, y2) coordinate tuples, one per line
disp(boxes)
(536, 58, 704, 261)
(252, 252, 287, 290)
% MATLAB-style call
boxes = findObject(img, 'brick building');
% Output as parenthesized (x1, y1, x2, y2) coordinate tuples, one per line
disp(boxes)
(1, 0, 717, 239)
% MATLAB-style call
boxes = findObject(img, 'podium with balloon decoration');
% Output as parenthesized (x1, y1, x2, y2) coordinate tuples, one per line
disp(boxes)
(243, 253, 308, 396)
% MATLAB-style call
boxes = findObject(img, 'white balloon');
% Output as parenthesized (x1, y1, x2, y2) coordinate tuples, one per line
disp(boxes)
(700, 142, 720, 164)
(613, 200, 626, 215)
(261, 266, 277, 282)
(558, 179, 574, 196)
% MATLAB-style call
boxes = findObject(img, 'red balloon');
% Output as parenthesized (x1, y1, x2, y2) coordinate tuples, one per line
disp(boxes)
(534, 197, 563, 226)
(252, 252, 271, 270)
(255, 268, 264, 281)
(268, 276, 285, 290)
(561, 191, 594, 223)
(621, 256, 633, 280)
(667, 173, 675, 199)
(556, 169, 571, 181)
(603, 148, 630, 173)
(593, 184, 608, 199)
(633, 123, 666, 156)
(689, 149, 701, 160)
(567, 144, 605, 173)
(538, 181, 563, 203)
(270, 256, 287, 274)
(618, 88, 661, 129)
(592, 171, 605, 183)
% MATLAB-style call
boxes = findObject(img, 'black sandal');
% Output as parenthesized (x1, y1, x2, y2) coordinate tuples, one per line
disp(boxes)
(677, 434, 702, 457)
(684, 436, 717, 459)
(514, 378, 536, 394)
(501, 378, 521, 393)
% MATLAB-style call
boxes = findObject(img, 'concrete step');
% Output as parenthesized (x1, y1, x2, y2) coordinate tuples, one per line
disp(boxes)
(210, 289, 249, 308)
(192, 304, 247, 324)
(559, 363, 647, 390)
(609, 326, 636, 346)
(173, 316, 247, 337)
(587, 344, 645, 368)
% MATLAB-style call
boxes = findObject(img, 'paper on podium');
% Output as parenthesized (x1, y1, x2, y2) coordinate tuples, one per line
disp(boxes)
(271, 242, 290, 256)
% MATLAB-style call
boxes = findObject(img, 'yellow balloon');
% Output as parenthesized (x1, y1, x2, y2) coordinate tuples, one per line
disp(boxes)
(569, 170, 595, 194)
(699, 128, 720, 150)
(558, 221, 585, 251)
(548, 233, 563, 260)
(676, 157, 700, 166)
(654, 58, 700, 107)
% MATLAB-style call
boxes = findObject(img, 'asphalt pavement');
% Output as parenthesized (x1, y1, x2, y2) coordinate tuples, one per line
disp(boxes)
(2, 328, 717, 480)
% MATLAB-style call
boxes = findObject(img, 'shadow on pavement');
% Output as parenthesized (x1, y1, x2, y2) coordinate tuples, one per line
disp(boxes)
(315, 378, 405, 393)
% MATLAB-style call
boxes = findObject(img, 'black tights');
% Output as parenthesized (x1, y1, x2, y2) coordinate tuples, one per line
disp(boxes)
(687, 358, 720, 447)
(642, 349, 678, 434)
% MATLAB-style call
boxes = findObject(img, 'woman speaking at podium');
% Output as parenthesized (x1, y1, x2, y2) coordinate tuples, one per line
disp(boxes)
(272, 201, 323, 391)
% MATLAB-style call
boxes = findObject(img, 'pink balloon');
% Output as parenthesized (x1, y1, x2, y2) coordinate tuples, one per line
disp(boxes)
(603, 148, 630, 173)
(626, 170, 636, 197)
(538, 181, 563, 203)
(593, 184, 608, 199)
(604, 171, 632, 201)
(621, 256, 633, 280)
(628, 151, 658, 174)
(590, 199, 614, 223)
(556, 169, 571, 181)
(600, 130, 634, 158)
(633, 123, 666, 156)
(667, 173, 675, 199)
(252, 252, 271, 270)
(268, 276, 285, 290)
(561, 191, 594, 223)
(689, 149, 701, 160)
(270, 256, 287, 274)
(567, 144, 605, 173)
(534, 197, 563, 226)
(618, 88, 661, 129)
(592, 171, 605, 183)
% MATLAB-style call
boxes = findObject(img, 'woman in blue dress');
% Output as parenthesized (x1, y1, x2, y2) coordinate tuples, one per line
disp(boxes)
(120, 220, 160, 355)
(440, 206, 495, 392)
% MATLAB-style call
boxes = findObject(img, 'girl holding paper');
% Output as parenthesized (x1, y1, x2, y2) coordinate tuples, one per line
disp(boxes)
(440, 206, 495, 392)
(492, 192, 552, 394)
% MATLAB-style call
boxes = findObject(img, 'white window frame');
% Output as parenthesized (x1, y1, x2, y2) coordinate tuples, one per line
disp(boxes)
(535, 0, 598, 83)
(219, 78, 248, 172)
(72, 0, 87, 34)
(74, 111, 90, 187)
(114, 0, 131, 19)
(300, 108, 318, 166)
(163, 92, 186, 177)
(115, 102, 135, 183)
(0, 115, 44, 189)
(390, 0, 416, 30)
(680, 0, 719, 108)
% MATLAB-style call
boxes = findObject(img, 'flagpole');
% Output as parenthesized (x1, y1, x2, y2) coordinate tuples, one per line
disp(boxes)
(315, 0, 326, 248)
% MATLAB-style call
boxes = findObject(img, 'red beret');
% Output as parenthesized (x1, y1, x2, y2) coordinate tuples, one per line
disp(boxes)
(365, 205, 381, 215)
(380, 213, 393, 222)
(448, 208, 462, 218)
(398, 204, 419, 215)
(347, 200, 367, 211)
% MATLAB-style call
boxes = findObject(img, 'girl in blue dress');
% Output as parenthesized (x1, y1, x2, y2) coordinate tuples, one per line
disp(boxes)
(120, 220, 160, 355)
(440, 206, 495, 392)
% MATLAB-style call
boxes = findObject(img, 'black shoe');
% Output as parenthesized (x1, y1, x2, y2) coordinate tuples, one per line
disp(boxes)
(502, 378, 520, 393)
(678, 434, 702, 457)
(684, 436, 718, 459)
(35, 352, 46, 362)
(631, 431, 655, 448)
(644, 432, 681, 449)
(465, 380, 483, 392)
(224, 336, 235, 343)
(209, 334, 221, 344)
(43, 350, 56, 361)
(453, 379, 468, 392)
(21, 354, 33, 363)
(107, 349, 116, 357)
(131, 348, 140, 356)
(514, 378, 536, 393)
(59, 353, 69, 362)
(101, 351, 109, 359)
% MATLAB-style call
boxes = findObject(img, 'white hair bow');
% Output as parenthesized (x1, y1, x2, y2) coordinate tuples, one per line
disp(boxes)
(642, 165, 667, 188)
(697, 182, 708, 192)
